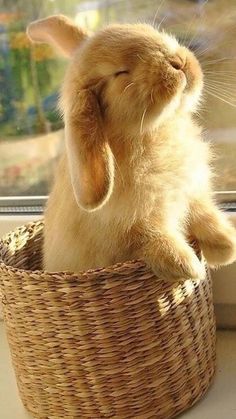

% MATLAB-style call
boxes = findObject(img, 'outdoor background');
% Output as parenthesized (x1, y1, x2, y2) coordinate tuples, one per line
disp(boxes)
(0, 0, 235, 196)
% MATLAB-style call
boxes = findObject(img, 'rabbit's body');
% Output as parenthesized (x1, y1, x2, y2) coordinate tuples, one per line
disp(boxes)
(28, 16, 236, 279)
(44, 114, 210, 273)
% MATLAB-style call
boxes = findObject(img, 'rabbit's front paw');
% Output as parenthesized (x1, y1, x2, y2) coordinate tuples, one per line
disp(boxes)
(200, 227, 236, 267)
(148, 248, 205, 282)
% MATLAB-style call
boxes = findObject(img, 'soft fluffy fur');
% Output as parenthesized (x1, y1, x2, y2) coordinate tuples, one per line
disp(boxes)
(28, 15, 236, 280)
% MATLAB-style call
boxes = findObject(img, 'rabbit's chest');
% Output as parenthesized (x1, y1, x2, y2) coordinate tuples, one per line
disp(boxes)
(150, 138, 210, 198)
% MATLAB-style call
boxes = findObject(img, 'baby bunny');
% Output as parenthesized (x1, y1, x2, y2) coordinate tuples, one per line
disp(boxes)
(27, 15, 236, 281)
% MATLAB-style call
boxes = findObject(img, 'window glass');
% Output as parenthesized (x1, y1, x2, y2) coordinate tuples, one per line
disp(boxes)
(0, 0, 235, 197)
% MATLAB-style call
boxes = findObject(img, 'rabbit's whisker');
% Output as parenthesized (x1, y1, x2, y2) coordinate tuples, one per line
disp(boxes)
(192, 36, 214, 56)
(183, 22, 197, 49)
(187, 3, 234, 54)
(204, 85, 236, 97)
(112, 153, 125, 189)
(204, 79, 236, 86)
(204, 76, 236, 81)
(205, 88, 236, 103)
(204, 70, 236, 75)
(157, 15, 167, 31)
(204, 77, 236, 84)
(205, 78, 236, 88)
(150, 88, 154, 104)
(206, 88, 236, 96)
(137, 54, 146, 63)
(122, 82, 135, 94)
(140, 107, 148, 135)
(195, 43, 215, 59)
(202, 57, 236, 66)
(205, 88, 236, 108)
(206, 90, 236, 103)
(206, 91, 236, 101)
(152, 0, 166, 28)
(186, 0, 210, 49)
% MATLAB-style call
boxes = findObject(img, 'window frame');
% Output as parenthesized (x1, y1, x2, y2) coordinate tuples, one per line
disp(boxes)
(0, 192, 235, 215)
(0, 196, 47, 215)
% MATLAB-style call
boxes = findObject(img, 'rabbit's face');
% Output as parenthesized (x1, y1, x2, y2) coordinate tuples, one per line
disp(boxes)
(75, 24, 203, 132)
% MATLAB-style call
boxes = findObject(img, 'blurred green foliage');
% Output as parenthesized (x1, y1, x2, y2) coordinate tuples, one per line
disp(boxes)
(0, 0, 81, 139)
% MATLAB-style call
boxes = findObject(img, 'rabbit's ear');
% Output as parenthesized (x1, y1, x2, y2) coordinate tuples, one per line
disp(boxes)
(27, 15, 88, 57)
(65, 89, 115, 212)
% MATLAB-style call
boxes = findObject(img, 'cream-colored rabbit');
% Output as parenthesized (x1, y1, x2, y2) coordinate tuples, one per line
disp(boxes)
(27, 15, 236, 280)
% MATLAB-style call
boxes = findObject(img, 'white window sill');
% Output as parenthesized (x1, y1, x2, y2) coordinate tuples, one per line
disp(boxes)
(0, 214, 42, 236)
(0, 322, 235, 419)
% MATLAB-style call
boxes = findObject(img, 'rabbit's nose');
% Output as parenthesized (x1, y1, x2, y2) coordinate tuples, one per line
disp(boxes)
(169, 54, 185, 70)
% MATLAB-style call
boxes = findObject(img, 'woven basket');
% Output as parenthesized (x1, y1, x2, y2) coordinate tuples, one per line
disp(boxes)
(0, 221, 216, 419)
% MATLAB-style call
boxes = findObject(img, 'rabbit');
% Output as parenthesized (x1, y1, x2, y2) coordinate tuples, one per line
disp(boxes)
(27, 15, 236, 281)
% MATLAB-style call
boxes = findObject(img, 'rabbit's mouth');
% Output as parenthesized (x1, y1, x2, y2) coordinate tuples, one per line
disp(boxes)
(153, 67, 186, 102)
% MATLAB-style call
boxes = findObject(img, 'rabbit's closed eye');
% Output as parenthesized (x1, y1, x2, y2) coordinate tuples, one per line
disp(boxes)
(114, 70, 129, 77)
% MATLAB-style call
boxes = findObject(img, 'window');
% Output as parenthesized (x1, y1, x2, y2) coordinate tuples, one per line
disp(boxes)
(0, 0, 235, 208)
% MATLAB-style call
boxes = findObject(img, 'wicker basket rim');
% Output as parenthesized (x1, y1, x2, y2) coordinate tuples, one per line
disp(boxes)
(0, 220, 201, 288)
(0, 259, 150, 279)
(0, 220, 160, 284)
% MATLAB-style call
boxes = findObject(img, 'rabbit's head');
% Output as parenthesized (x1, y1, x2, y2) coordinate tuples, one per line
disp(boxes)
(74, 23, 203, 130)
(27, 15, 203, 211)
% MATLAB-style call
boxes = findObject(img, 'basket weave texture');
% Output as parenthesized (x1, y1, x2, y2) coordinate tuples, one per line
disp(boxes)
(0, 221, 216, 419)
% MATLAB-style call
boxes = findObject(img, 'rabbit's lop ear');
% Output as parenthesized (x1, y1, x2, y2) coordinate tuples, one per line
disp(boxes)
(65, 89, 115, 212)
(27, 15, 88, 57)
